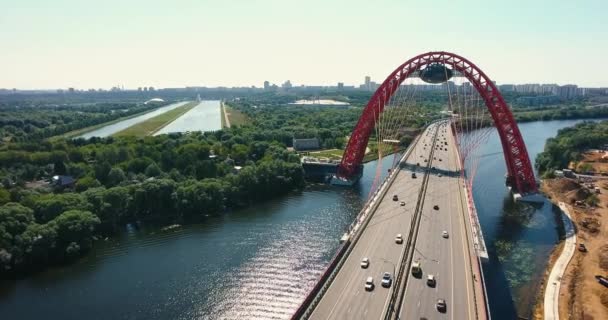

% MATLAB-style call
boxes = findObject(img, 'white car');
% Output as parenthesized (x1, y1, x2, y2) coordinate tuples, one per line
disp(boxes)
(381, 272, 392, 288)
(365, 276, 374, 291)
(400, 201, 406, 206)
(361, 257, 369, 269)
(442, 230, 449, 238)
(427, 274, 436, 287)
(395, 234, 403, 244)
(411, 261, 421, 275)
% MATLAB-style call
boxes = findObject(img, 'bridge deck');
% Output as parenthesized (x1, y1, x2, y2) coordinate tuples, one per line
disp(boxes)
(305, 121, 487, 320)
(396, 122, 477, 319)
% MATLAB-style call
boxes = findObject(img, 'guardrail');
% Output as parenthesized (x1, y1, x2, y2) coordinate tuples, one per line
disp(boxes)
(291, 132, 424, 320)
(452, 123, 490, 320)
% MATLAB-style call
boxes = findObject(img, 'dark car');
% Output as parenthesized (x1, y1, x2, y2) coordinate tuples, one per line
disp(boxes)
(433, 205, 439, 210)
(436, 299, 447, 312)
(393, 195, 398, 201)
(412, 172, 417, 178)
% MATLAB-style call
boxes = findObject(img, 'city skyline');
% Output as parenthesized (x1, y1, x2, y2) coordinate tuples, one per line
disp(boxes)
(2, 0, 607, 89)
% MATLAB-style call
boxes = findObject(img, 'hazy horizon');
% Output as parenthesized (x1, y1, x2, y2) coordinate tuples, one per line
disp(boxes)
(2, 0, 607, 89)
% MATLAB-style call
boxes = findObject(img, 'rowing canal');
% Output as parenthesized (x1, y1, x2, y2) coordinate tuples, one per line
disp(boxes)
(77, 101, 189, 138)
(0, 119, 600, 319)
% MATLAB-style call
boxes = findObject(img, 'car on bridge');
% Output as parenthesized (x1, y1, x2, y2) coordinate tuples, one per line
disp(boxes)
(411, 261, 421, 276)
(400, 201, 406, 206)
(427, 274, 436, 287)
(381, 272, 392, 288)
(361, 257, 369, 268)
(395, 234, 403, 244)
(412, 172, 417, 178)
(442, 230, 449, 238)
(365, 277, 374, 291)
(436, 299, 447, 313)
(393, 195, 398, 201)
(433, 205, 439, 210)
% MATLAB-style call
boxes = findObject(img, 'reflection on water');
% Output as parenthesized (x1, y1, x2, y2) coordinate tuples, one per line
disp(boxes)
(154, 100, 222, 135)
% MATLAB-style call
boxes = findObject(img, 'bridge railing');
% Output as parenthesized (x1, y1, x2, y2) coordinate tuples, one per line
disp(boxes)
(452, 126, 491, 320)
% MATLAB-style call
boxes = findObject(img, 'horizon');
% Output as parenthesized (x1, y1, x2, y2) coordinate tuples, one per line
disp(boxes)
(2, 0, 607, 89)
(2, 79, 606, 92)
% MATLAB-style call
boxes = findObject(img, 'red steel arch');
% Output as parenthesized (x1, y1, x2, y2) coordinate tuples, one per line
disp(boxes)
(338, 51, 537, 194)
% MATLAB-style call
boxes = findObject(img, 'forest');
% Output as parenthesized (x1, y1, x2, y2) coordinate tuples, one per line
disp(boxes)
(536, 120, 608, 175)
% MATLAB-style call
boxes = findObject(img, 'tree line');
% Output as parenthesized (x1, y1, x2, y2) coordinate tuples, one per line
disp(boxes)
(536, 120, 608, 175)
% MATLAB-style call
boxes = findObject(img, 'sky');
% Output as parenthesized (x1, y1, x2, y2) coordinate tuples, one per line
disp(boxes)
(1, 0, 607, 89)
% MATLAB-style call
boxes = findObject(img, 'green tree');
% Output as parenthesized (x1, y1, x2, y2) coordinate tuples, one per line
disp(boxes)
(0, 188, 10, 205)
(51, 209, 100, 256)
(144, 163, 162, 177)
(107, 167, 126, 187)
(33, 193, 91, 222)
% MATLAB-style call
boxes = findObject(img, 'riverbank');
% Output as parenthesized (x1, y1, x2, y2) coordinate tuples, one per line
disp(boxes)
(113, 101, 197, 137)
(537, 178, 608, 319)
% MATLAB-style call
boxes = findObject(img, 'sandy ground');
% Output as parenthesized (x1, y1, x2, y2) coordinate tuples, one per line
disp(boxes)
(539, 176, 608, 320)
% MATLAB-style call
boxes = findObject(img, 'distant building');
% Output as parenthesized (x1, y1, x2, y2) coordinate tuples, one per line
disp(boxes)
(52, 175, 75, 189)
(293, 138, 320, 151)
(337, 82, 344, 90)
(264, 81, 270, 90)
(556, 85, 578, 99)
(364, 76, 372, 91)
(282, 80, 292, 89)
(144, 98, 165, 105)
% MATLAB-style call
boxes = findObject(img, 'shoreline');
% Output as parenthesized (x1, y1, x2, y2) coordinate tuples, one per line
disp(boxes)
(535, 177, 608, 319)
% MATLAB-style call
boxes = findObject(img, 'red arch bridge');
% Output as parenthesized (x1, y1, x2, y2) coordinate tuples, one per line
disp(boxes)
(294, 52, 540, 320)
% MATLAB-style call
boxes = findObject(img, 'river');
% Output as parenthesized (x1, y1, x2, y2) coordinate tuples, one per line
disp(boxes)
(77, 101, 189, 139)
(0, 119, 601, 320)
(154, 100, 222, 135)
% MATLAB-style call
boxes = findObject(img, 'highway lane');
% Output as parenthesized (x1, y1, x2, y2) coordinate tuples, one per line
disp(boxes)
(398, 122, 476, 320)
(309, 123, 441, 320)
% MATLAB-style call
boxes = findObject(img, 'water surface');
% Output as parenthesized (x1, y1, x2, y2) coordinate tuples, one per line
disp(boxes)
(154, 100, 222, 135)
(78, 101, 189, 138)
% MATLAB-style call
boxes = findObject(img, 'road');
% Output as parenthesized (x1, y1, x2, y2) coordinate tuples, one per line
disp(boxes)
(397, 122, 476, 319)
(309, 123, 442, 320)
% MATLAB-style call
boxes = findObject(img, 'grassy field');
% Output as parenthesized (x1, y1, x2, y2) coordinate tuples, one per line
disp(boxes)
(58, 106, 166, 139)
(112, 102, 197, 137)
(307, 149, 344, 160)
(303, 143, 403, 163)
(224, 103, 248, 127)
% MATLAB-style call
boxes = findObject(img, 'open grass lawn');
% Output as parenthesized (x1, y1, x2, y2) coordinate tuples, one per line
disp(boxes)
(224, 104, 248, 127)
(307, 149, 344, 160)
(113, 102, 198, 137)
